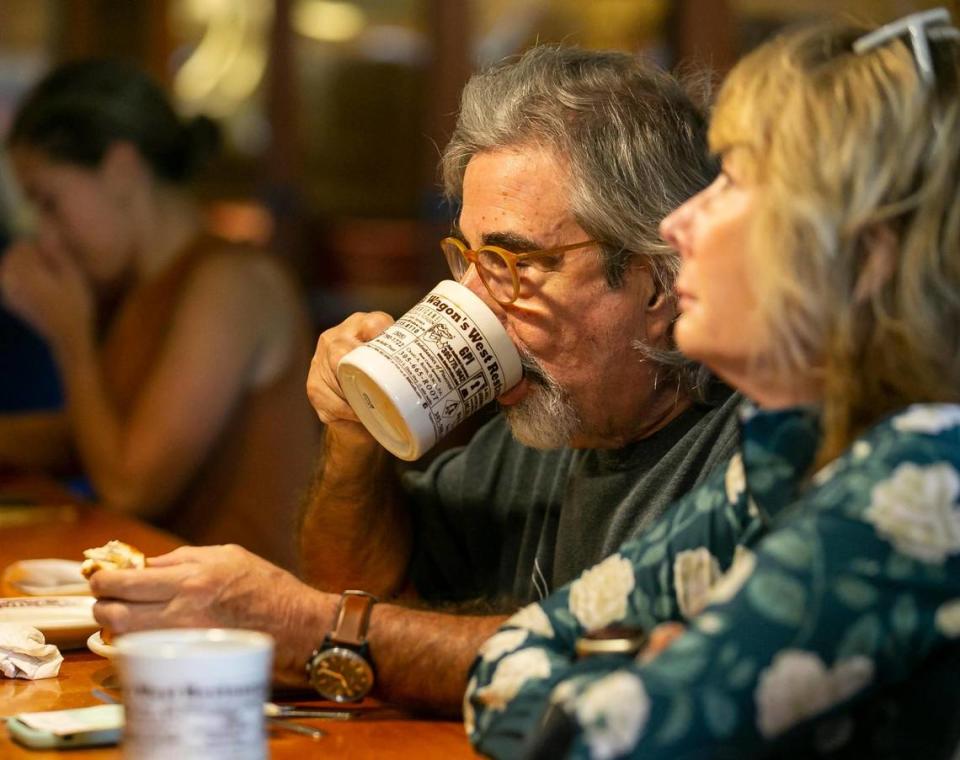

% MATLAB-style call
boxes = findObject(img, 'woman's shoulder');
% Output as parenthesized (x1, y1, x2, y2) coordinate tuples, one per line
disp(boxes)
(814, 404, 960, 485)
(861, 404, 960, 464)
(806, 404, 960, 552)
(184, 235, 303, 311)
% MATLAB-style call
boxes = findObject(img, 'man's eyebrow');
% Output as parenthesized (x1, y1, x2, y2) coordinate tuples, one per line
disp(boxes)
(450, 223, 545, 253)
(480, 231, 543, 253)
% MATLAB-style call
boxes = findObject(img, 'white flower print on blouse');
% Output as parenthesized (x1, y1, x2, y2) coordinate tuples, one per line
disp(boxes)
(864, 462, 960, 563)
(892, 405, 960, 434)
(506, 602, 554, 639)
(463, 675, 478, 736)
(706, 545, 756, 606)
(725, 452, 746, 503)
(478, 629, 529, 663)
(575, 672, 651, 760)
(474, 649, 551, 711)
(568, 554, 636, 630)
(673, 547, 722, 619)
(755, 650, 874, 738)
(935, 599, 960, 637)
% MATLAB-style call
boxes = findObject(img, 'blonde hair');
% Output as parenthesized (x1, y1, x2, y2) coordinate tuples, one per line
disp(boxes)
(710, 21, 960, 464)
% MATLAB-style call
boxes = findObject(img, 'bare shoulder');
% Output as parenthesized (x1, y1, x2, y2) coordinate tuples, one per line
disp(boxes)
(187, 240, 299, 309)
(177, 239, 308, 385)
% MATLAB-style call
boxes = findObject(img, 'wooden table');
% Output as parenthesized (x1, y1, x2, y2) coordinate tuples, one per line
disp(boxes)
(0, 475, 477, 758)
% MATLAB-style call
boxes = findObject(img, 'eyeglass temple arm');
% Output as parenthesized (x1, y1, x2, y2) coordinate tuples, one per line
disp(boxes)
(511, 240, 598, 261)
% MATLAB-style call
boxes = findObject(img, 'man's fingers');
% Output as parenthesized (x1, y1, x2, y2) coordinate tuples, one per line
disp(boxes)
(88, 565, 192, 601)
(344, 310, 394, 342)
(93, 600, 169, 634)
(145, 545, 206, 567)
(307, 310, 395, 425)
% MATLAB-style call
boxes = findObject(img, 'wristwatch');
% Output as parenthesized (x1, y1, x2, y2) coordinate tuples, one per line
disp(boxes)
(306, 590, 378, 702)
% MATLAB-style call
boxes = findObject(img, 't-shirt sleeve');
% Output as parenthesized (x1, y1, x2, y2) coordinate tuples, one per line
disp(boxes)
(465, 437, 960, 759)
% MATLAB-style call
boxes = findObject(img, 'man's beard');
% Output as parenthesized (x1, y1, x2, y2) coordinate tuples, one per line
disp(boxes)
(502, 347, 581, 449)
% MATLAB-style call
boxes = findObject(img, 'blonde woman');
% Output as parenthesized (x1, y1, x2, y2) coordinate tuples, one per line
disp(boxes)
(465, 9, 960, 758)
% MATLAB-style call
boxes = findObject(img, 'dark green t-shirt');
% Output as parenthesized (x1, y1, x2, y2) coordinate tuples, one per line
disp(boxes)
(403, 391, 742, 606)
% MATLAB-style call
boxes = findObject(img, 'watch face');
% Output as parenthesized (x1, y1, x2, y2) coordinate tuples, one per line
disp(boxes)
(309, 646, 374, 702)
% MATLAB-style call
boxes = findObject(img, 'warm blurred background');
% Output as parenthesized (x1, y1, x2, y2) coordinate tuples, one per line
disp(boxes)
(0, 0, 951, 328)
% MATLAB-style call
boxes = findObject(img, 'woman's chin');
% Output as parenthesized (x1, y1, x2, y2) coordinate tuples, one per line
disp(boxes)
(674, 319, 708, 362)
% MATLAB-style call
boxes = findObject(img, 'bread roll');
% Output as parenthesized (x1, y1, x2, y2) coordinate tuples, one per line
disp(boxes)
(81, 540, 146, 645)
(80, 540, 145, 579)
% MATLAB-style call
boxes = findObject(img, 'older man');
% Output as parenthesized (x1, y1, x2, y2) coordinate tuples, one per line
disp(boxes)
(91, 46, 739, 714)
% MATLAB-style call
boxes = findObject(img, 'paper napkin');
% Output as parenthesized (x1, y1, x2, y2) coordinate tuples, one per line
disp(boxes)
(0, 623, 63, 679)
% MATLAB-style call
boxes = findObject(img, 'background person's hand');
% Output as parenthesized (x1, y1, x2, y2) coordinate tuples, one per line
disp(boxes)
(0, 238, 95, 356)
(306, 311, 394, 427)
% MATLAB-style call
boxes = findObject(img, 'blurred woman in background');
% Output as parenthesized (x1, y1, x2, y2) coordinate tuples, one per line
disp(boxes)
(465, 9, 960, 758)
(0, 60, 318, 570)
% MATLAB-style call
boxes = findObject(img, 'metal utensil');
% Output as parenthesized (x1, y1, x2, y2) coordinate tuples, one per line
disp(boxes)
(265, 716, 325, 739)
(264, 702, 356, 720)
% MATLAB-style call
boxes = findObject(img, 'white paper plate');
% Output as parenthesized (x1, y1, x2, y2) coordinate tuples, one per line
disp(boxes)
(87, 630, 117, 659)
(2, 559, 89, 596)
(0, 596, 97, 649)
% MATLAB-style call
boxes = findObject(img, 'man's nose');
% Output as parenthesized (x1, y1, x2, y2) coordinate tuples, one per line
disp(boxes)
(659, 203, 691, 256)
(459, 263, 492, 302)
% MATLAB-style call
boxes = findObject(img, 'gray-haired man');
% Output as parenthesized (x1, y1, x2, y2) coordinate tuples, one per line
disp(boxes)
(90, 46, 739, 714)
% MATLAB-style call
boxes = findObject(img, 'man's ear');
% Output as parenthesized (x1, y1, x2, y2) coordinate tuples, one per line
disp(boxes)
(629, 262, 676, 344)
(647, 284, 671, 311)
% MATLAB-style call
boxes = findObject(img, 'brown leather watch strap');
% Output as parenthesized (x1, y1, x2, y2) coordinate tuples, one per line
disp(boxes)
(330, 590, 378, 647)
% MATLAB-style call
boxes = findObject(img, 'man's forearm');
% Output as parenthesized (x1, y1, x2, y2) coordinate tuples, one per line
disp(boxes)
(275, 587, 505, 715)
(299, 423, 412, 596)
(369, 606, 507, 715)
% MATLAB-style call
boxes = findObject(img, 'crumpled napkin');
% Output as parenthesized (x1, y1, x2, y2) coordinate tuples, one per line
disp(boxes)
(0, 623, 63, 679)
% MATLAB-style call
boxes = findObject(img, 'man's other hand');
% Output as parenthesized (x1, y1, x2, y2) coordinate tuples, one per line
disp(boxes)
(307, 311, 395, 427)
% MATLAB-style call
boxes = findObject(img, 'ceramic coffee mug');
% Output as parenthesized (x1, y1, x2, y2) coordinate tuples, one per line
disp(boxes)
(337, 280, 522, 460)
(115, 628, 273, 760)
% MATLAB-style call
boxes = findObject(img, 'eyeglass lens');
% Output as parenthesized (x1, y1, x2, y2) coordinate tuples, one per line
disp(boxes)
(441, 241, 517, 303)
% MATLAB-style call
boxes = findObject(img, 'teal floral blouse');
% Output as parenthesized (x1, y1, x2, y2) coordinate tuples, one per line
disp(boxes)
(465, 403, 960, 758)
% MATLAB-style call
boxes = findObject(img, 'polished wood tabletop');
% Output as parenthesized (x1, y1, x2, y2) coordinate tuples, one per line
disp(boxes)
(0, 474, 477, 758)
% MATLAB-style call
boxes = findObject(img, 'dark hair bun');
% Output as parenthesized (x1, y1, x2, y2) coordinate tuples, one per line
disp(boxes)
(8, 59, 222, 185)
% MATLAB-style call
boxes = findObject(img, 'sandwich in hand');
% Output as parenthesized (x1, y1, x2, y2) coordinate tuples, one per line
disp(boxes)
(80, 540, 145, 579)
(81, 540, 146, 645)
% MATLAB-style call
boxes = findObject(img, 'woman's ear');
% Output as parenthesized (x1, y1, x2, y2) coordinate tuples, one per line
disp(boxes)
(853, 225, 897, 303)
